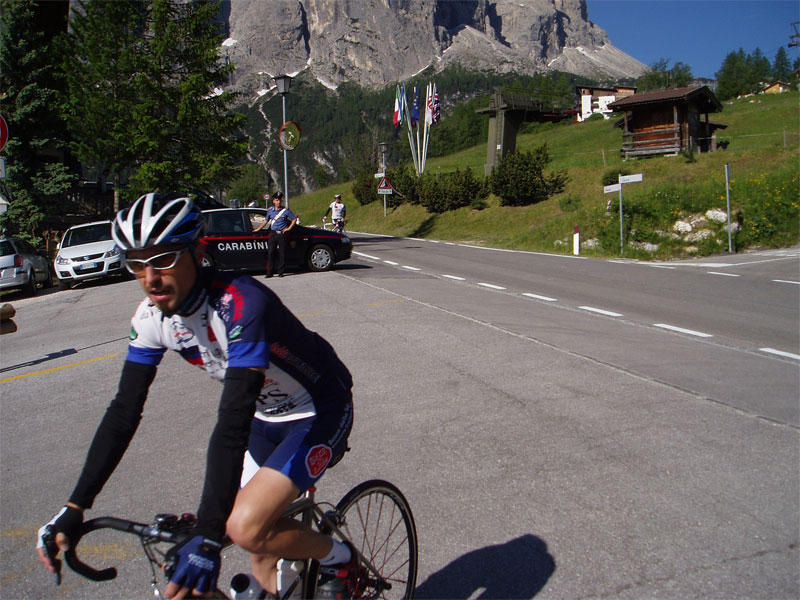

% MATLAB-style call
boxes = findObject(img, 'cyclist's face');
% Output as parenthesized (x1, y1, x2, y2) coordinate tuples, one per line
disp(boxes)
(127, 243, 203, 315)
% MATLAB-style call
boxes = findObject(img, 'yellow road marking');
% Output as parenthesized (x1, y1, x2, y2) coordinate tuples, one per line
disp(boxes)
(367, 299, 404, 307)
(1, 353, 119, 384)
(297, 312, 325, 319)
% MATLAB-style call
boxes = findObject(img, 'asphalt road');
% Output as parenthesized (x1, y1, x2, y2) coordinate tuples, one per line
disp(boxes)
(1, 238, 798, 599)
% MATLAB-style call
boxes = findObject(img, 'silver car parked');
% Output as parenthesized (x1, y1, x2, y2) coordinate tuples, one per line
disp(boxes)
(0, 237, 53, 296)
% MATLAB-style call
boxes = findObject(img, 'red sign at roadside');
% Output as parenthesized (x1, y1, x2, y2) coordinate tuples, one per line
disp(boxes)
(0, 115, 8, 152)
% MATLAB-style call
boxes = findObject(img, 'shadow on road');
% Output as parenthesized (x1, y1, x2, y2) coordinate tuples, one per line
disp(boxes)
(414, 534, 555, 599)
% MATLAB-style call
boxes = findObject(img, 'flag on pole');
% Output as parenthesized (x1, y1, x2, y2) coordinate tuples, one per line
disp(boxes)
(411, 85, 419, 128)
(424, 82, 433, 125)
(393, 85, 403, 128)
(432, 83, 440, 124)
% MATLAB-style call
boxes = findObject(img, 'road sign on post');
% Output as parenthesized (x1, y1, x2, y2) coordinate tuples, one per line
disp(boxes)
(602, 173, 643, 254)
(377, 177, 393, 195)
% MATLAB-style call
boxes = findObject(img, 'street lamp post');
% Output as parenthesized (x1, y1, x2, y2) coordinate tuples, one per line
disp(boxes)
(272, 74, 292, 209)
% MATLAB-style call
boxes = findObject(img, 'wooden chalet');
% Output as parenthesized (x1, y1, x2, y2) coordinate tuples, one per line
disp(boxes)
(607, 85, 726, 159)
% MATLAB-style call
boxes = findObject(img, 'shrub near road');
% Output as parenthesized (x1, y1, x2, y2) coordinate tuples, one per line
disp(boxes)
(293, 91, 799, 259)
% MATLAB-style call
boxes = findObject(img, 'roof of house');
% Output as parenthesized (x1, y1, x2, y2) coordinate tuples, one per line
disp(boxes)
(608, 85, 722, 113)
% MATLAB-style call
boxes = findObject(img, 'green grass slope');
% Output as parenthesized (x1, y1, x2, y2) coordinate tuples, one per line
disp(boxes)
(291, 91, 799, 259)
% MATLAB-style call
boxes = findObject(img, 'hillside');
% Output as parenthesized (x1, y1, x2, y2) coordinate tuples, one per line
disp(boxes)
(290, 90, 799, 260)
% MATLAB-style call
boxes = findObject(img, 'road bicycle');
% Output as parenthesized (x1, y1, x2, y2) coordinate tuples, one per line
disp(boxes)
(47, 479, 417, 599)
(322, 218, 346, 234)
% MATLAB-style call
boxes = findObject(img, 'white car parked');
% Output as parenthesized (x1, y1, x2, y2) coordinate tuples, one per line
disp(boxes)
(54, 221, 125, 290)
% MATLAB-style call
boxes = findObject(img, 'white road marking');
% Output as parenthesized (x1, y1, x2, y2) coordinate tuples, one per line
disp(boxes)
(654, 324, 713, 338)
(478, 283, 506, 290)
(579, 306, 623, 317)
(402, 265, 421, 271)
(648, 265, 676, 269)
(708, 271, 739, 277)
(353, 251, 380, 260)
(773, 279, 800, 285)
(384, 260, 399, 266)
(522, 293, 558, 302)
(760, 348, 800, 361)
(441, 274, 465, 281)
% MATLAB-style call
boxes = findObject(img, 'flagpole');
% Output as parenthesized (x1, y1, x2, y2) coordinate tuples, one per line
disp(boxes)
(404, 91, 419, 175)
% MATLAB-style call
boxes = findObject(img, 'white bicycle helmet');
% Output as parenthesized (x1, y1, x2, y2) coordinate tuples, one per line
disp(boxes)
(112, 192, 205, 250)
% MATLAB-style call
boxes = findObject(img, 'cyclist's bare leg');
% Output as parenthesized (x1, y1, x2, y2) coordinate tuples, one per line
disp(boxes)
(227, 466, 333, 594)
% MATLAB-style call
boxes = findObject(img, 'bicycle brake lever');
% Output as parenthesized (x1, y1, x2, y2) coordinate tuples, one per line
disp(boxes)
(42, 525, 62, 586)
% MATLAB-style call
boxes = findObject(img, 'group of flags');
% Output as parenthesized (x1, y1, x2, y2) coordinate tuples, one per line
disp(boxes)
(393, 82, 440, 174)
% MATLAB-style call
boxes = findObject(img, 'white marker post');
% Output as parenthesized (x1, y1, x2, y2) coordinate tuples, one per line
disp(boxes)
(604, 173, 642, 254)
(573, 225, 580, 255)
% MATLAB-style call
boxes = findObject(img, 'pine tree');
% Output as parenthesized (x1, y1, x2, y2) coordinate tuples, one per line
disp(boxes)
(0, 0, 74, 240)
(636, 59, 694, 91)
(716, 49, 751, 99)
(772, 47, 792, 81)
(64, 0, 246, 205)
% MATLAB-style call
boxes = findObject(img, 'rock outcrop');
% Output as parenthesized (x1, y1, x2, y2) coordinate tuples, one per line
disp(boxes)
(220, 0, 647, 91)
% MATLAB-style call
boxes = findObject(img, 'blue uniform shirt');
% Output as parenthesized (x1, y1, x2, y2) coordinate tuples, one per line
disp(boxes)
(266, 206, 296, 231)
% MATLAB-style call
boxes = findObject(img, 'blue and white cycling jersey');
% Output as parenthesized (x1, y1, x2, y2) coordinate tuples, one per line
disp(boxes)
(126, 269, 349, 422)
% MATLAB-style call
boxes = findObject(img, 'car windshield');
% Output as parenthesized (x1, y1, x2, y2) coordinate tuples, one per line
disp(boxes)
(63, 224, 112, 247)
(0, 241, 14, 257)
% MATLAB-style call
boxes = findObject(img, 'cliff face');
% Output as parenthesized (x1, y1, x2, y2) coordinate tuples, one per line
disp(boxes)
(221, 0, 647, 91)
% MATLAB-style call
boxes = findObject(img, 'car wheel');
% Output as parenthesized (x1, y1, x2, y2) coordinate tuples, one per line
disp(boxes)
(58, 278, 73, 291)
(307, 244, 334, 272)
(24, 270, 37, 296)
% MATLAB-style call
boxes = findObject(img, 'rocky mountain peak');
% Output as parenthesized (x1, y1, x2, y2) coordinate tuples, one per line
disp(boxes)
(220, 0, 647, 92)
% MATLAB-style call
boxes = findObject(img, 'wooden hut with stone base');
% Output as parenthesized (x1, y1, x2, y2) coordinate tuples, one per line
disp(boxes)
(608, 85, 726, 159)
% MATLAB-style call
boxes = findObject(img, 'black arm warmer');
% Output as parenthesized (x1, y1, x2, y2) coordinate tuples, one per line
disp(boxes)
(194, 367, 265, 541)
(69, 361, 157, 509)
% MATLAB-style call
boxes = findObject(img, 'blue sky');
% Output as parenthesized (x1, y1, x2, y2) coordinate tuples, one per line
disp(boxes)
(585, 0, 800, 79)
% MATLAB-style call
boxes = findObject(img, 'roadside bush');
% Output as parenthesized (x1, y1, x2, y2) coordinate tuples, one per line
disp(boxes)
(386, 164, 418, 207)
(352, 170, 377, 205)
(601, 167, 631, 186)
(489, 144, 567, 207)
(417, 168, 488, 214)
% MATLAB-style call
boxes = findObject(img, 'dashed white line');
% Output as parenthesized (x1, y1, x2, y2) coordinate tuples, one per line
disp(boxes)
(760, 348, 800, 361)
(648, 265, 676, 270)
(384, 260, 399, 266)
(708, 271, 739, 277)
(654, 324, 713, 338)
(773, 279, 800, 285)
(478, 283, 506, 290)
(402, 265, 421, 271)
(353, 251, 380, 260)
(522, 293, 558, 302)
(441, 274, 465, 281)
(579, 306, 623, 317)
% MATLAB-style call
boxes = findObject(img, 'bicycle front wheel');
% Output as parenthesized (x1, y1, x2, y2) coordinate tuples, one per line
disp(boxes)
(335, 480, 418, 599)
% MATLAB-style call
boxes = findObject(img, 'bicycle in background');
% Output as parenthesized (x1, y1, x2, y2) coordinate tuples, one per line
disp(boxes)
(322, 217, 346, 234)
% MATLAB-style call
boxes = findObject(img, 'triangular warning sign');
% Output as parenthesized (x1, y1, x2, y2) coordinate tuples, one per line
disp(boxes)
(377, 177, 392, 191)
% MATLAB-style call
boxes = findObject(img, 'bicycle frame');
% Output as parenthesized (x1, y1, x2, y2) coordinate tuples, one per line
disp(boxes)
(58, 485, 395, 600)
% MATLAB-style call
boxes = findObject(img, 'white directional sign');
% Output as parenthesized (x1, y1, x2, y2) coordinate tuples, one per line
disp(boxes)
(619, 173, 643, 184)
(604, 184, 621, 194)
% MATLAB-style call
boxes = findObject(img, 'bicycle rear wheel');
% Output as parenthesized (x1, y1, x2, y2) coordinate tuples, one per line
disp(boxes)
(334, 480, 418, 599)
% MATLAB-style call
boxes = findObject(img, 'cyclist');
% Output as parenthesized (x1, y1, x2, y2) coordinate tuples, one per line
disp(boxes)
(36, 193, 357, 599)
(323, 194, 346, 233)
